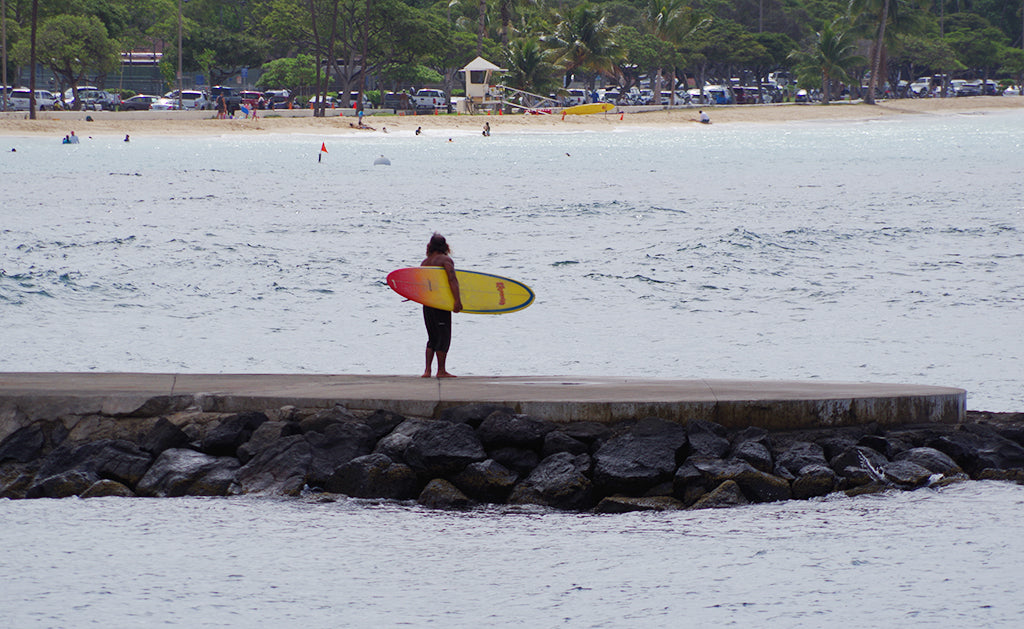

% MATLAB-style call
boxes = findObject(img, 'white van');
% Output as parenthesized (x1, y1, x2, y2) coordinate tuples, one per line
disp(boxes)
(9, 89, 58, 111)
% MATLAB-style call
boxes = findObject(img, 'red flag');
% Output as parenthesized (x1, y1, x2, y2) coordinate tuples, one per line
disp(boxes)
(320, 142, 328, 153)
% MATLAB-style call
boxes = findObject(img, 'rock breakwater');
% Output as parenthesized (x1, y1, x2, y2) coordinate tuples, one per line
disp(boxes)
(1, 402, 1022, 511)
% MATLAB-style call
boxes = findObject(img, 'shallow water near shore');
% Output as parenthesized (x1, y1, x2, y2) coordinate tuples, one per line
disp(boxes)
(1, 109, 1022, 411)
(2, 481, 1024, 627)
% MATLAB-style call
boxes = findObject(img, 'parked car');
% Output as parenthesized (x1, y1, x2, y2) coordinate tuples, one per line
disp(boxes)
(240, 90, 264, 109)
(9, 89, 59, 111)
(150, 97, 181, 111)
(562, 89, 587, 106)
(733, 86, 761, 104)
(383, 91, 412, 109)
(121, 94, 160, 111)
(163, 90, 211, 110)
(75, 89, 121, 110)
(413, 89, 446, 110)
(308, 95, 338, 108)
(263, 89, 292, 109)
(209, 86, 242, 114)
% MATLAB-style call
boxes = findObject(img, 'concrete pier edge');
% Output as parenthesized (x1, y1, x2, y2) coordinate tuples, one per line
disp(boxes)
(0, 373, 966, 440)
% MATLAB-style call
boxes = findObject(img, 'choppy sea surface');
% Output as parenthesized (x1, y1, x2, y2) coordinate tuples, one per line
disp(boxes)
(1, 110, 1022, 410)
(2, 110, 1023, 626)
(2, 482, 1024, 627)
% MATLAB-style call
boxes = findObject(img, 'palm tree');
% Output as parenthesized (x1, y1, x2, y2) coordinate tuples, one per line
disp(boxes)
(543, 3, 623, 93)
(504, 37, 559, 105)
(641, 0, 709, 104)
(850, 0, 929, 103)
(789, 19, 866, 104)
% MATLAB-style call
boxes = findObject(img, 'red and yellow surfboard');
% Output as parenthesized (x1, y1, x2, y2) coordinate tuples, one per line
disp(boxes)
(386, 267, 535, 314)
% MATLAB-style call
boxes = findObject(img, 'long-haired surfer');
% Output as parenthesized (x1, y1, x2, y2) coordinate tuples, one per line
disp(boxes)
(420, 233, 462, 378)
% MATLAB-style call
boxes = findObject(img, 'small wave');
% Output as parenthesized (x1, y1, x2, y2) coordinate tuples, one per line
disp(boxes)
(551, 260, 579, 267)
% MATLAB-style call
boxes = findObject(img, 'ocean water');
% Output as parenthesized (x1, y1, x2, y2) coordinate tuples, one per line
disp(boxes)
(2, 111, 1024, 626)
(2, 482, 1024, 628)
(1, 111, 1022, 410)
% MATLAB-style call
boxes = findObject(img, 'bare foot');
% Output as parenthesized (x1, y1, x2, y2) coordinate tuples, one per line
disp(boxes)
(436, 371, 457, 378)
(421, 372, 432, 378)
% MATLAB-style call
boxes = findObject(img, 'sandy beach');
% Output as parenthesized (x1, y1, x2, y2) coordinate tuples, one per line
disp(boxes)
(1, 96, 1020, 137)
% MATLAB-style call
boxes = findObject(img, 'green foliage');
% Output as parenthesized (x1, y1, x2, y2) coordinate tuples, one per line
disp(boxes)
(17, 14, 120, 90)
(256, 54, 318, 90)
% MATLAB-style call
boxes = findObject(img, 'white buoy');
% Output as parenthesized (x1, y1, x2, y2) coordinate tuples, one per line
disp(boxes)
(373, 155, 391, 166)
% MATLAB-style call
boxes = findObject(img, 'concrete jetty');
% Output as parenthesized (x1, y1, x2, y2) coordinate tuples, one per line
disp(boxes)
(0, 373, 965, 430)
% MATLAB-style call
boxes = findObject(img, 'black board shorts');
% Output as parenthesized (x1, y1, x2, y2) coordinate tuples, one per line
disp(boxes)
(423, 306, 452, 353)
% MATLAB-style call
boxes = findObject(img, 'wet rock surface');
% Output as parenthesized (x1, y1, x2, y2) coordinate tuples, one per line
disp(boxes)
(1, 405, 1021, 511)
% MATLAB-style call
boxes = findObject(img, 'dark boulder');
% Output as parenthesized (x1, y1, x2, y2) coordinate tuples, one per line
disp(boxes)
(324, 453, 418, 499)
(235, 435, 311, 496)
(140, 418, 191, 455)
(237, 421, 300, 464)
(541, 431, 589, 457)
(791, 464, 837, 499)
(894, 447, 962, 476)
(418, 478, 471, 509)
(450, 459, 518, 503)
(0, 466, 37, 499)
(732, 426, 771, 448)
(305, 421, 377, 486)
(362, 410, 407, 440)
(404, 420, 487, 478)
(593, 418, 687, 495)
(81, 479, 136, 498)
(858, 434, 905, 459)
(0, 424, 46, 464)
(201, 411, 269, 456)
(27, 469, 100, 498)
(374, 432, 413, 463)
(689, 480, 748, 509)
(136, 449, 240, 497)
(439, 404, 516, 427)
(829, 446, 889, 476)
(731, 439, 773, 473)
(595, 495, 685, 513)
(672, 460, 709, 506)
(561, 422, 612, 447)
(509, 452, 594, 511)
(686, 419, 728, 458)
(692, 458, 791, 503)
(36, 439, 153, 489)
(776, 441, 828, 476)
(476, 411, 555, 449)
(298, 406, 359, 434)
(816, 435, 860, 461)
(929, 430, 1024, 475)
(489, 447, 539, 476)
(881, 460, 933, 487)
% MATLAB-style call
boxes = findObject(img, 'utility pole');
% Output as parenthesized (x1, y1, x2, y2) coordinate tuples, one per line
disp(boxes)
(177, 0, 184, 110)
(1, 0, 8, 112)
(29, 0, 37, 119)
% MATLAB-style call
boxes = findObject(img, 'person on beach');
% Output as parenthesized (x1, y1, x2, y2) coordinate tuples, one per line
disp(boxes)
(421, 233, 462, 378)
(698, 110, 710, 124)
(482, 122, 491, 137)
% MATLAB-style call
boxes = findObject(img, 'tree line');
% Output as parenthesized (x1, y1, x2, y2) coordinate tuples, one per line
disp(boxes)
(3, 0, 1023, 116)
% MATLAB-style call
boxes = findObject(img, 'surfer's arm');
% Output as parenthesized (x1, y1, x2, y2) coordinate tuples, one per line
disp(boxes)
(444, 260, 462, 313)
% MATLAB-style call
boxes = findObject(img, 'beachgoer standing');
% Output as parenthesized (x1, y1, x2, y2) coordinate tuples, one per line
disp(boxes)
(420, 233, 462, 378)
(217, 95, 227, 119)
(482, 122, 491, 137)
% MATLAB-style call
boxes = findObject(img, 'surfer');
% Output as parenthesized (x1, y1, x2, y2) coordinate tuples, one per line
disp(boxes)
(421, 233, 462, 378)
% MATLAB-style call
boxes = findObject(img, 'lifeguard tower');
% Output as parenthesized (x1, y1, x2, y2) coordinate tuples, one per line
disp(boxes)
(461, 56, 506, 113)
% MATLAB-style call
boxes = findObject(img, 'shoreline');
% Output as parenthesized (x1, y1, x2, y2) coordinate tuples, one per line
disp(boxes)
(1, 97, 1021, 138)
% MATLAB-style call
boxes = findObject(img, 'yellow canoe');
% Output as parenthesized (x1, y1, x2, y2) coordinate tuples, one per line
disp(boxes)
(563, 102, 614, 115)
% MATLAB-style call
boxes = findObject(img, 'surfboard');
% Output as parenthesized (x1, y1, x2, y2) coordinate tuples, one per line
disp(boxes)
(562, 102, 614, 115)
(386, 267, 535, 314)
